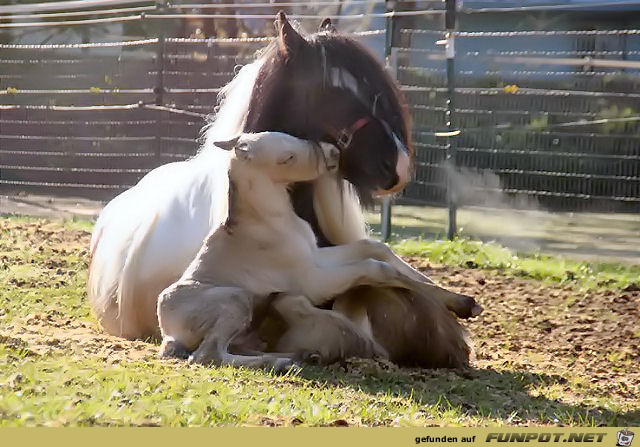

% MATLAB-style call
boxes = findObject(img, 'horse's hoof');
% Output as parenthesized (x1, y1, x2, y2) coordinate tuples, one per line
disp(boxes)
(470, 303, 483, 317)
(187, 352, 217, 366)
(299, 352, 323, 365)
(159, 338, 190, 360)
(452, 295, 482, 319)
(272, 357, 300, 374)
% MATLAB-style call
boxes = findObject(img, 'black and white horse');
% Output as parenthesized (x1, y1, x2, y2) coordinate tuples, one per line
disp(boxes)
(88, 13, 477, 368)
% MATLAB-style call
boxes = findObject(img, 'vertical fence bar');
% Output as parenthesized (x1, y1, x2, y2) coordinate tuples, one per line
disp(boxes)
(381, 48, 399, 241)
(154, 0, 166, 159)
(445, 0, 458, 240)
(381, 0, 397, 242)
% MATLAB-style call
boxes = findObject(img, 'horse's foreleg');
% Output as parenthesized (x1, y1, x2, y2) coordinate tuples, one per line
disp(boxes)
(303, 259, 413, 306)
(356, 240, 482, 318)
(315, 241, 482, 319)
(315, 240, 428, 281)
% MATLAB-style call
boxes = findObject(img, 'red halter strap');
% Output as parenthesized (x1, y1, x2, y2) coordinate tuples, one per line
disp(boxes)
(327, 116, 371, 151)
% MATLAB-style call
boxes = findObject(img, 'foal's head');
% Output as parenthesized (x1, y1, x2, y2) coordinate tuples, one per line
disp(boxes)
(244, 12, 413, 201)
(216, 132, 339, 184)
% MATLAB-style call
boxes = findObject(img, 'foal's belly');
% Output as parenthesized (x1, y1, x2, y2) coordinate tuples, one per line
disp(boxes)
(192, 235, 315, 297)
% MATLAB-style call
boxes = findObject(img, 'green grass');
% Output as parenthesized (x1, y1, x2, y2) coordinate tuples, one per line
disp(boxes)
(1, 216, 638, 426)
(0, 350, 440, 427)
(390, 238, 640, 291)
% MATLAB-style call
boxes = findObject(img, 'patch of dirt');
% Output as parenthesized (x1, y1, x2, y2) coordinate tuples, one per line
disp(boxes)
(2, 220, 638, 417)
(407, 257, 640, 404)
(0, 219, 91, 250)
(1, 313, 158, 365)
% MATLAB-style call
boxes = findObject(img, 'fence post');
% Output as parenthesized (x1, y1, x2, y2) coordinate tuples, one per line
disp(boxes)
(444, 0, 458, 240)
(154, 0, 167, 159)
(381, 0, 397, 242)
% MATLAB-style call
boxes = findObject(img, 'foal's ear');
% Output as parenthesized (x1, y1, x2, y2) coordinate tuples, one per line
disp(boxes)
(275, 11, 306, 58)
(214, 136, 240, 151)
(319, 18, 337, 33)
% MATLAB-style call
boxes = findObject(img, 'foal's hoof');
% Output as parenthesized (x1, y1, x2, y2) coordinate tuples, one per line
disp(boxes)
(299, 351, 323, 365)
(271, 357, 301, 374)
(159, 338, 190, 360)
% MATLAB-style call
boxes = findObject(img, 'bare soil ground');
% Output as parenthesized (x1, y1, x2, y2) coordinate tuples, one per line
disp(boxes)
(1, 218, 638, 425)
(409, 258, 640, 411)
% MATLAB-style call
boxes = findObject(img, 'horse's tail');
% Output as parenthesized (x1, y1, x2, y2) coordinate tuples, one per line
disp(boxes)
(88, 203, 160, 339)
(115, 211, 160, 338)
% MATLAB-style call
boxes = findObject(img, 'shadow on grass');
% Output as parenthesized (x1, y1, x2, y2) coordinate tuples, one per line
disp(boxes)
(297, 363, 640, 425)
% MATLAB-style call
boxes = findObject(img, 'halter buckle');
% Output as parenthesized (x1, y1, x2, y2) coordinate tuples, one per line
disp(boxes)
(336, 129, 353, 151)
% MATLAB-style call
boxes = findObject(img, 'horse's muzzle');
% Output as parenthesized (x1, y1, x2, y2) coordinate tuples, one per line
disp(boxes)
(375, 138, 411, 196)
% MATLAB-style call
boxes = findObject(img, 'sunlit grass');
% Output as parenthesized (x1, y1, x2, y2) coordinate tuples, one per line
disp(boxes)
(391, 238, 640, 291)
(1, 215, 638, 426)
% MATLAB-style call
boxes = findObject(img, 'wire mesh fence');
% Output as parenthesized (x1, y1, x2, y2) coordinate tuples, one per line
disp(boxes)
(396, 4, 640, 214)
(1, 0, 639, 214)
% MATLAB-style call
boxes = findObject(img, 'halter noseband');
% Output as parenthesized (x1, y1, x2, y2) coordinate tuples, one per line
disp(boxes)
(328, 116, 371, 151)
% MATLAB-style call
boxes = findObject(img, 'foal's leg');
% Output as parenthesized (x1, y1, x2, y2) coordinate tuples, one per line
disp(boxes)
(314, 240, 482, 318)
(157, 282, 296, 372)
(271, 294, 387, 364)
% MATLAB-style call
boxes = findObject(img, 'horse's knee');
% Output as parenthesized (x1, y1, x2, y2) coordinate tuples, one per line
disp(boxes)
(361, 259, 400, 285)
(156, 284, 185, 333)
(357, 238, 392, 258)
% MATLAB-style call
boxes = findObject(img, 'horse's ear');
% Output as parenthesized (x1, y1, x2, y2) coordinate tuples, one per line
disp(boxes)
(275, 11, 306, 58)
(214, 136, 240, 151)
(319, 18, 337, 33)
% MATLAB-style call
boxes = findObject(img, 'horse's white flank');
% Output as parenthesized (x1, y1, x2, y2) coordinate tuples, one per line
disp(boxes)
(88, 55, 367, 339)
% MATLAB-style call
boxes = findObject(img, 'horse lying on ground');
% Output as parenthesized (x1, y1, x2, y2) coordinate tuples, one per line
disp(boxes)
(158, 132, 471, 369)
(89, 13, 479, 368)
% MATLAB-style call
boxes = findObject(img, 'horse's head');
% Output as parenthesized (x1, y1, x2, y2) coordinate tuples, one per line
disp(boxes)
(244, 12, 413, 202)
(216, 132, 339, 184)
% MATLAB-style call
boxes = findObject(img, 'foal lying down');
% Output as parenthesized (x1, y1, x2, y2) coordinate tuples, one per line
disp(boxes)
(158, 132, 473, 369)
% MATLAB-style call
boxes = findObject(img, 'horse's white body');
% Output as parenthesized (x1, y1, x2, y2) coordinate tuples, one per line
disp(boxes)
(88, 58, 367, 339)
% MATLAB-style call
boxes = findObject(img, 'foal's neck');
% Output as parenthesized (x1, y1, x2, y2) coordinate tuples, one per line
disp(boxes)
(227, 165, 294, 229)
